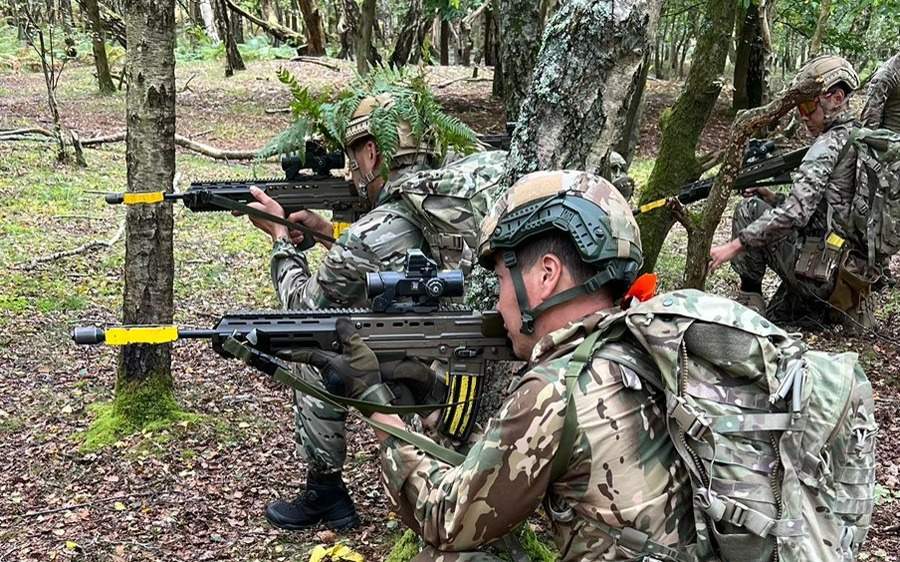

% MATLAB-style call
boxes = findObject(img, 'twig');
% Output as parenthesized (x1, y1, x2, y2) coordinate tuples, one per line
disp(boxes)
(290, 56, 341, 71)
(21, 218, 126, 270)
(265, 107, 291, 114)
(2, 491, 154, 520)
(436, 76, 493, 89)
(178, 73, 197, 94)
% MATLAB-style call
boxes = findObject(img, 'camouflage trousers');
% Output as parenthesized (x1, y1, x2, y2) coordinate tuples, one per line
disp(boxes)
(731, 197, 835, 324)
(292, 364, 348, 475)
(411, 550, 502, 561)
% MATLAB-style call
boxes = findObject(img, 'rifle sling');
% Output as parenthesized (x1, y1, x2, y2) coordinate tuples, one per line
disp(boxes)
(205, 193, 336, 248)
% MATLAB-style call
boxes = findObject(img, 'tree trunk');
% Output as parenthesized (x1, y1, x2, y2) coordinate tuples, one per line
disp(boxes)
(732, 1, 753, 111)
(496, 0, 543, 123)
(214, 0, 245, 76)
(84, 0, 116, 94)
(483, 5, 495, 66)
(297, 0, 326, 56)
(189, 0, 202, 25)
(338, 0, 358, 59)
(356, 0, 376, 74)
(504, 0, 663, 185)
(808, 0, 831, 56)
(439, 18, 449, 65)
(231, 8, 244, 43)
(389, 0, 421, 67)
(59, 0, 75, 32)
(120, 0, 178, 424)
(458, 20, 472, 66)
(635, 0, 737, 273)
(199, 0, 219, 41)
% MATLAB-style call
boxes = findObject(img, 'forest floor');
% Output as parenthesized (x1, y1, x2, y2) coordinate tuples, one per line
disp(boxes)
(0, 55, 898, 562)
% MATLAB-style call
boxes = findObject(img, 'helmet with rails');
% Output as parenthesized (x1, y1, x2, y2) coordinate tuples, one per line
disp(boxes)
(792, 54, 860, 94)
(477, 170, 643, 334)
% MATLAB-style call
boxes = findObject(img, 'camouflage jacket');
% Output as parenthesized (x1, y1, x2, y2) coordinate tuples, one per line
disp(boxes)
(739, 109, 857, 248)
(271, 151, 507, 309)
(380, 311, 694, 560)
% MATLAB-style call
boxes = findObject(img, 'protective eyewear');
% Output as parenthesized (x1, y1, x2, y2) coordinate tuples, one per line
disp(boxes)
(797, 99, 819, 117)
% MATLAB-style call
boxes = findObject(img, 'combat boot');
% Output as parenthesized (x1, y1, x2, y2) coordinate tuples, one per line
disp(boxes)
(265, 473, 360, 531)
(735, 290, 766, 316)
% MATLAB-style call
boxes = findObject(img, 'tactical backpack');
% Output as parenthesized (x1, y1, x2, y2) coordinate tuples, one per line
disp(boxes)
(837, 127, 900, 268)
(555, 290, 877, 562)
(375, 150, 508, 272)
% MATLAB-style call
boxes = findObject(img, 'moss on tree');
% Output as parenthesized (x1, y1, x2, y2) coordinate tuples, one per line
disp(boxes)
(80, 372, 197, 452)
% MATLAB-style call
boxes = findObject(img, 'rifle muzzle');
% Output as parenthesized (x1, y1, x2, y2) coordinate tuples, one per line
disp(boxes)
(72, 327, 105, 345)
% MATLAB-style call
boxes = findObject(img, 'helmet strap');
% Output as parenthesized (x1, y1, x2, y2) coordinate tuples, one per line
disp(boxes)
(504, 251, 621, 335)
(347, 154, 379, 197)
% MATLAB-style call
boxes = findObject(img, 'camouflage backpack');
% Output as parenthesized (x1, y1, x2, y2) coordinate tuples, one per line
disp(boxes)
(836, 127, 900, 268)
(556, 290, 877, 561)
(375, 150, 508, 273)
(842, 52, 900, 267)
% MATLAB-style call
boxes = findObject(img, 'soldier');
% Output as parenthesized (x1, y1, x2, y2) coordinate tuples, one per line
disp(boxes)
(243, 92, 507, 531)
(298, 171, 696, 560)
(708, 55, 874, 329)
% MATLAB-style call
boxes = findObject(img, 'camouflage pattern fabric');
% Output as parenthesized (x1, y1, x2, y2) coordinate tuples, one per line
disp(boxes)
(270, 154, 507, 475)
(731, 197, 835, 324)
(380, 310, 694, 561)
(861, 53, 900, 132)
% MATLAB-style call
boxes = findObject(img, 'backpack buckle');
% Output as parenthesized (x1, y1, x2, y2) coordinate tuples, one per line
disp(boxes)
(669, 396, 710, 440)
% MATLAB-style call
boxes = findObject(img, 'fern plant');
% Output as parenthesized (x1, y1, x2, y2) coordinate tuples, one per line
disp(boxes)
(257, 65, 480, 176)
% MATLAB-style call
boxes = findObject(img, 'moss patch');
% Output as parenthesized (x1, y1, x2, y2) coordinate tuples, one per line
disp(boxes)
(80, 375, 199, 453)
(385, 529, 421, 562)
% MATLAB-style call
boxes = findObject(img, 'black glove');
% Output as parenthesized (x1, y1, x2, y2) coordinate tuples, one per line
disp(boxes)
(380, 359, 448, 408)
(288, 318, 395, 405)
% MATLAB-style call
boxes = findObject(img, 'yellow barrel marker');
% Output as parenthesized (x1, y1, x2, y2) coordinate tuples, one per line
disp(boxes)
(105, 326, 179, 345)
(639, 199, 668, 214)
(826, 232, 846, 250)
(122, 192, 165, 205)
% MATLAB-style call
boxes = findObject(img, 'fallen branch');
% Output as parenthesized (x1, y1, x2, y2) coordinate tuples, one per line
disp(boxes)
(1, 491, 153, 520)
(290, 56, 342, 71)
(178, 73, 198, 93)
(223, 0, 306, 49)
(265, 107, 291, 114)
(22, 218, 126, 270)
(436, 76, 493, 89)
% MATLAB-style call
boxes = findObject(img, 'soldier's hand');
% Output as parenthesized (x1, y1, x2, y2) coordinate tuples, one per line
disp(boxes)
(741, 186, 778, 205)
(240, 186, 290, 242)
(380, 358, 447, 409)
(286, 210, 334, 250)
(289, 318, 394, 406)
(709, 238, 745, 272)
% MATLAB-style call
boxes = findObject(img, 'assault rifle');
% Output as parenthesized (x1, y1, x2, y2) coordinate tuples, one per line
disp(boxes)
(72, 250, 516, 440)
(634, 140, 810, 215)
(102, 128, 513, 248)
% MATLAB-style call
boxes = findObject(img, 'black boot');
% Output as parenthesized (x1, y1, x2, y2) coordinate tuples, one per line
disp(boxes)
(265, 472, 360, 531)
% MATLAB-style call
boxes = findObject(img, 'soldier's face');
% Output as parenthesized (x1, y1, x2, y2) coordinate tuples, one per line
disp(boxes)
(797, 98, 825, 134)
(493, 258, 541, 360)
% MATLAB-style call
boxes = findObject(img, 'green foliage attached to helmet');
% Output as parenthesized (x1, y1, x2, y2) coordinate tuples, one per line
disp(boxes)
(478, 171, 644, 334)
(257, 65, 479, 178)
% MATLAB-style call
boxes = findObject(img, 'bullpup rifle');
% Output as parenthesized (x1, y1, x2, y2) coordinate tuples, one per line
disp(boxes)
(72, 250, 516, 441)
(634, 140, 810, 215)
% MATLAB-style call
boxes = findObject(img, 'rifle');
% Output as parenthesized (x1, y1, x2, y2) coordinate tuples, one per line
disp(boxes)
(633, 141, 810, 215)
(102, 130, 513, 249)
(72, 250, 516, 441)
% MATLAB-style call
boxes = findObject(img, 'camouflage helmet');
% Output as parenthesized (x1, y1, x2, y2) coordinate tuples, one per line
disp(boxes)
(478, 170, 643, 334)
(792, 54, 860, 94)
(343, 93, 436, 160)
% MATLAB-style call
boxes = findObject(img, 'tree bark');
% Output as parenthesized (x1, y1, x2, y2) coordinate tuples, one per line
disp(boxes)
(808, 0, 832, 56)
(198, 0, 220, 41)
(389, 0, 421, 67)
(84, 0, 116, 94)
(483, 5, 495, 66)
(356, 0, 376, 74)
(297, 0, 326, 56)
(504, 0, 662, 186)
(214, 0, 245, 76)
(223, 0, 306, 49)
(635, 0, 737, 272)
(338, 0, 358, 59)
(120, 0, 177, 422)
(231, 7, 244, 43)
(496, 0, 542, 123)
(439, 18, 449, 65)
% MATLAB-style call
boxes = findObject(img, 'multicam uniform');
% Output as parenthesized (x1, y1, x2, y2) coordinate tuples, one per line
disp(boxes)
(731, 108, 862, 323)
(272, 151, 506, 475)
(380, 311, 694, 561)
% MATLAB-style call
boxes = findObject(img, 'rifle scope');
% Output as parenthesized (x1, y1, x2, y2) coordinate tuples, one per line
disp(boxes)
(366, 250, 464, 311)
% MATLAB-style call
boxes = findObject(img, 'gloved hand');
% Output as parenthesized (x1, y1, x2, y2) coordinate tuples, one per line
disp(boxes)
(380, 359, 448, 408)
(289, 318, 395, 405)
